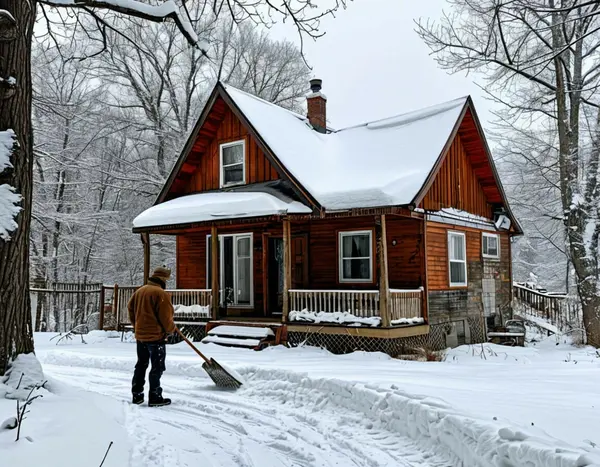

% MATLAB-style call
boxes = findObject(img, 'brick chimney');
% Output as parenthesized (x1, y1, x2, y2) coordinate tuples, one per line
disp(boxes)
(306, 78, 327, 133)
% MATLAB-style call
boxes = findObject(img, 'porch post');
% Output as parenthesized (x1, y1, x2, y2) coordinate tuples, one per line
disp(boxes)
(211, 225, 219, 320)
(141, 232, 150, 283)
(378, 215, 391, 327)
(282, 219, 291, 322)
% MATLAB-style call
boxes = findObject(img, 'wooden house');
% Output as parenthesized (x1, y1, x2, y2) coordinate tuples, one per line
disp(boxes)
(131, 79, 521, 353)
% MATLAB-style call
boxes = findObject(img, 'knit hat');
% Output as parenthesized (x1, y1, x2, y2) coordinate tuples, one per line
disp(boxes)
(151, 265, 171, 282)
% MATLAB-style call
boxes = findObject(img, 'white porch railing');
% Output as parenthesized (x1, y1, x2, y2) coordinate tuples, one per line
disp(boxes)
(289, 289, 380, 317)
(115, 287, 212, 326)
(288, 288, 424, 326)
(389, 288, 424, 323)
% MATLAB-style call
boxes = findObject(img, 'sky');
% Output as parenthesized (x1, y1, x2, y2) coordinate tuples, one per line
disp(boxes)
(269, 0, 494, 130)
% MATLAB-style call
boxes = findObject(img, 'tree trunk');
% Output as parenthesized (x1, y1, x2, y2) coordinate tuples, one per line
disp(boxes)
(0, 0, 36, 375)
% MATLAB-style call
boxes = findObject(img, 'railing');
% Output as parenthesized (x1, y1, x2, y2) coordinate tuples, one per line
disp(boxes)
(289, 289, 380, 317)
(389, 288, 424, 323)
(288, 288, 425, 326)
(512, 282, 583, 341)
(114, 286, 212, 327)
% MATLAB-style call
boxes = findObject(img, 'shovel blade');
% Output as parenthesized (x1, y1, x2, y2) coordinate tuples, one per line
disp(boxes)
(202, 359, 242, 389)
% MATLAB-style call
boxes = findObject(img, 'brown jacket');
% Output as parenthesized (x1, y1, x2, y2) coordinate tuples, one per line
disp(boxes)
(127, 279, 176, 342)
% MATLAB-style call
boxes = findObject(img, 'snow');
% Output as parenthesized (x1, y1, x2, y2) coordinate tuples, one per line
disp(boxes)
(423, 207, 497, 231)
(290, 309, 382, 327)
(24, 332, 600, 466)
(47, 0, 200, 46)
(201, 336, 261, 347)
(173, 303, 210, 318)
(223, 84, 466, 210)
(133, 191, 312, 228)
(289, 309, 424, 327)
(0, 129, 20, 240)
(390, 317, 425, 325)
(208, 325, 274, 338)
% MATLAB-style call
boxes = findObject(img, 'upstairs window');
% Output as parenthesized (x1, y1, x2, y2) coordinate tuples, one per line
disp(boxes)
(220, 140, 245, 187)
(448, 231, 467, 287)
(482, 233, 500, 259)
(339, 230, 373, 282)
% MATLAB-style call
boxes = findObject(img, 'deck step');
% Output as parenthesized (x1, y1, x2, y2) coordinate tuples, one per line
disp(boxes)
(202, 322, 287, 349)
(202, 335, 261, 348)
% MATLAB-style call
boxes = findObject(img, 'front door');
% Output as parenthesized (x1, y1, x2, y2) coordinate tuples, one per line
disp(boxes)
(267, 235, 308, 315)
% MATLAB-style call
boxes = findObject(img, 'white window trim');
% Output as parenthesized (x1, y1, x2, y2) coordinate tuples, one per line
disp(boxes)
(338, 230, 373, 283)
(448, 231, 468, 287)
(206, 233, 254, 307)
(482, 232, 500, 259)
(219, 139, 246, 188)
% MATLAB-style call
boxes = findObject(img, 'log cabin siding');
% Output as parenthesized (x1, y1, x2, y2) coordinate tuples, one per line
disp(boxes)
(420, 134, 493, 219)
(186, 106, 279, 192)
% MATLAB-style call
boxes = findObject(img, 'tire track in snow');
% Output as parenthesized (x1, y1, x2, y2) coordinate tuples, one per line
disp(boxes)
(43, 363, 450, 466)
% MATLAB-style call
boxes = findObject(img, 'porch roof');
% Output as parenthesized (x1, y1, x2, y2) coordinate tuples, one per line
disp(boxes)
(132, 191, 312, 230)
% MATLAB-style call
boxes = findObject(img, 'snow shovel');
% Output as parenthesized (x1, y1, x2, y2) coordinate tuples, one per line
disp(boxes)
(175, 328, 242, 389)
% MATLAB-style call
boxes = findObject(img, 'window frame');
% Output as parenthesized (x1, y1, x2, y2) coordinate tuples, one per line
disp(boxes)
(219, 139, 246, 188)
(338, 229, 374, 283)
(482, 232, 500, 259)
(448, 231, 468, 287)
(206, 232, 254, 307)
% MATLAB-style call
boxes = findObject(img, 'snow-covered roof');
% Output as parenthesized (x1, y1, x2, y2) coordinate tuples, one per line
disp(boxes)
(223, 84, 466, 210)
(133, 191, 312, 229)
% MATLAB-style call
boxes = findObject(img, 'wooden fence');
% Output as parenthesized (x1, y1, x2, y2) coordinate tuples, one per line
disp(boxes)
(30, 281, 106, 332)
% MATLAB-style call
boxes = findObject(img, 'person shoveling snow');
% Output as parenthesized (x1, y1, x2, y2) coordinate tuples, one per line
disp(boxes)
(127, 266, 176, 407)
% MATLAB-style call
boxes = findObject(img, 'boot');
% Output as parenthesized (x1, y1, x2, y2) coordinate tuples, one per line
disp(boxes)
(148, 394, 171, 407)
(132, 393, 144, 405)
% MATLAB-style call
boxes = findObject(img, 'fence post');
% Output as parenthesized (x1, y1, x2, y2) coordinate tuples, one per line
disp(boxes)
(98, 286, 106, 330)
(113, 284, 119, 329)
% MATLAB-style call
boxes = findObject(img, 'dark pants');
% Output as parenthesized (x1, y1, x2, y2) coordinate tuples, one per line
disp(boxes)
(132, 341, 166, 398)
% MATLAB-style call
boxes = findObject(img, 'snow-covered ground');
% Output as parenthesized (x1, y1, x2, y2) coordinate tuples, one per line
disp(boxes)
(2, 331, 600, 466)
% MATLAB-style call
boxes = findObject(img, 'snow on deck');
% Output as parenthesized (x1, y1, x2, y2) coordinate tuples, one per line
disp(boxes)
(208, 325, 274, 338)
(289, 309, 381, 327)
(224, 84, 466, 210)
(133, 191, 312, 228)
(201, 335, 260, 347)
(32, 333, 600, 466)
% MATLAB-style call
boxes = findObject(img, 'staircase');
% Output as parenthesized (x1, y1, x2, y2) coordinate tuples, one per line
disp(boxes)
(201, 321, 286, 350)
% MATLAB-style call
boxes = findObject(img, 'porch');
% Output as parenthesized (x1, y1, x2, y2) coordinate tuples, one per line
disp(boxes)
(132, 205, 430, 338)
(110, 285, 428, 336)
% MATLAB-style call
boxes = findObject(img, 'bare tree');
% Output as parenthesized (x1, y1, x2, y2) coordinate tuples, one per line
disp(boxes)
(416, 0, 600, 345)
(0, 0, 346, 375)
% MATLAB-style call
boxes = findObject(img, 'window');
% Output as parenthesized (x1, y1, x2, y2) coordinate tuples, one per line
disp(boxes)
(339, 230, 373, 282)
(207, 233, 253, 306)
(448, 231, 467, 286)
(220, 140, 245, 187)
(482, 233, 500, 259)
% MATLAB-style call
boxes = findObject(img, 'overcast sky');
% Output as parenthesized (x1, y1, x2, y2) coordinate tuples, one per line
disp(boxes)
(270, 0, 494, 130)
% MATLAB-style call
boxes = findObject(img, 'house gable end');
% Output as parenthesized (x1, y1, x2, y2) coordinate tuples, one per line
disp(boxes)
(157, 84, 319, 210)
(414, 100, 521, 233)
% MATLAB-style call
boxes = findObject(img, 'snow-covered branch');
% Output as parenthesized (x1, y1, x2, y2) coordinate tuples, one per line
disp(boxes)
(39, 0, 204, 49)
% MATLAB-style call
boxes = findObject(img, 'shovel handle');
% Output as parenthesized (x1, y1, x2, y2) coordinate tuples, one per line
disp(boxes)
(175, 327, 211, 364)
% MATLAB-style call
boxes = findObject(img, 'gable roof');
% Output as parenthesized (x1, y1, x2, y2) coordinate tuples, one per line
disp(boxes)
(222, 84, 467, 210)
(153, 82, 521, 233)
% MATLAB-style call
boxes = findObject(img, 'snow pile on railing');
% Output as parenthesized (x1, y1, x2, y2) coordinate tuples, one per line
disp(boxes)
(241, 368, 600, 467)
(289, 309, 424, 327)
(173, 304, 210, 319)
